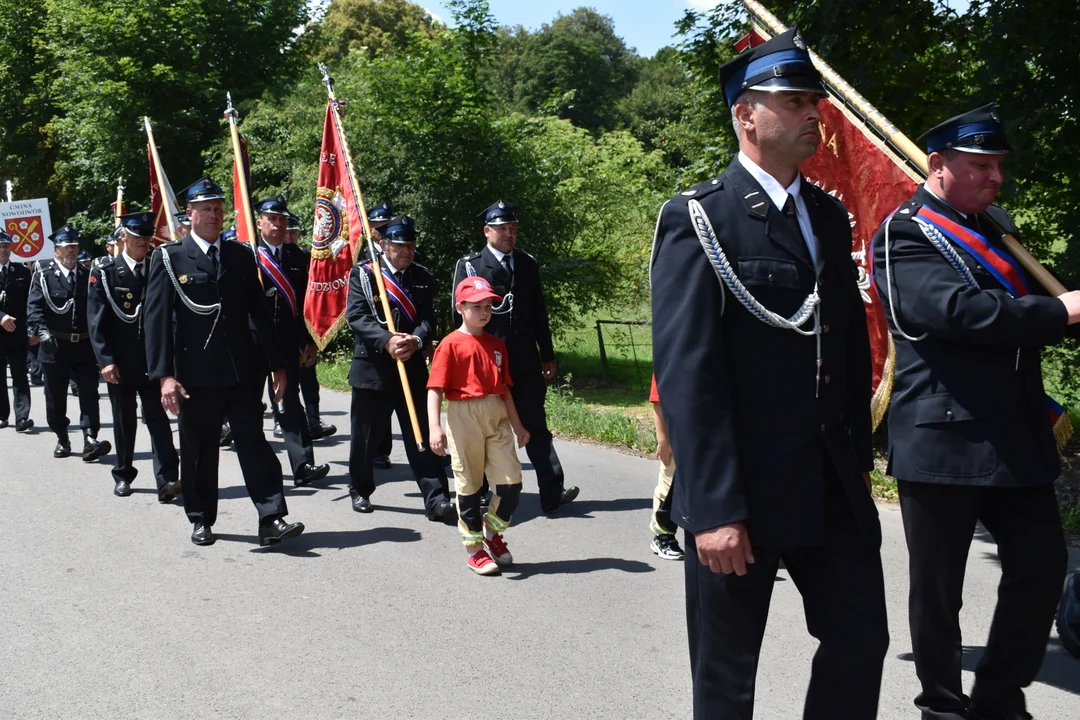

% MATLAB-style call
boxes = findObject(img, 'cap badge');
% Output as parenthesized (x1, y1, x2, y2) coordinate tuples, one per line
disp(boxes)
(990, 108, 1000, 122)
(793, 32, 806, 50)
(497, 201, 505, 209)
(975, 134, 985, 145)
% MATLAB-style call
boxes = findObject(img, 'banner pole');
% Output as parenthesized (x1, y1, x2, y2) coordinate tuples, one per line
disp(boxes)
(225, 93, 262, 286)
(113, 179, 124, 256)
(143, 117, 180, 243)
(318, 63, 427, 452)
(741, 0, 1066, 295)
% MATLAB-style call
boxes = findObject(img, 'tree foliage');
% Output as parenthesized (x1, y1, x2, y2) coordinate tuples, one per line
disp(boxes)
(312, 0, 437, 61)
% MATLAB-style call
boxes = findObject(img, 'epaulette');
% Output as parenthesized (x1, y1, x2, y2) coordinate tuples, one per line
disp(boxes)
(672, 175, 725, 203)
(802, 182, 848, 216)
(461, 250, 483, 263)
(94, 256, 115, 269)
(411, 261, 432, 275)
(984, 203, 1016, 235)
(888, 199, 923, 224)
(35, 259, 55, 272)
(160, 240, 182, 249)
(516, 249, 537, 263)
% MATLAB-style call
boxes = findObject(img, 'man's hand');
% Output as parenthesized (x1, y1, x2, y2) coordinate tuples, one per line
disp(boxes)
(101, 364, 120, 385)
(0, 315, 15, 333)
(384, 332, 417, 361)
(429, 425, 447, 456)
(656, 437, 673, 467)
(271, 368, 287, 403)
(160, 376, 189, 416)
(1058, 290, 1080, 325)
(300, 344, 317, 368)
(695, 522, 755, 576)
(542, 360, 556, 380)
(512, 423, 531, 448)
(38, 328, 57, 356)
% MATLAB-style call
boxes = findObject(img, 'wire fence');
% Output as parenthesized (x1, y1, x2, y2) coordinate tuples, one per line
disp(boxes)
(557, 318, 653, 392)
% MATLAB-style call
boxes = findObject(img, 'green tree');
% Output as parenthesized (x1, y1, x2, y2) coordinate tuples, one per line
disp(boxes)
(312, 0, 437, 61)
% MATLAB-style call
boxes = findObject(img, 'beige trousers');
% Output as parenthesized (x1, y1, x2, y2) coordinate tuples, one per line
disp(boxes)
(651, 457, 676, 535)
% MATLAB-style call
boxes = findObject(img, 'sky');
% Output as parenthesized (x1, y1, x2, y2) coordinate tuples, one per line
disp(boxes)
(426, 0, 721, 58)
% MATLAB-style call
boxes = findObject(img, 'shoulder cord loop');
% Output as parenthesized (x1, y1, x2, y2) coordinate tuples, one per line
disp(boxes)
(160, 248, 222, 350)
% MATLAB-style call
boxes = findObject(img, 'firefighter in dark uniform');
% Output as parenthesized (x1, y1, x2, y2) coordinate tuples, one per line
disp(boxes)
(253, 195, 330, 487)
(872, 105, 1077, 720)
(363, 201, 395, 468)
(452, 201, 579, 514)
(345, 214, 456, 523)
(284, 211, 336, 441)
(87, 212, 181, 501)
(27, 225, 111, 461)
(0, 230, 33, 431)
(650, 29, 888, 719)
(145, 176, 304, 547)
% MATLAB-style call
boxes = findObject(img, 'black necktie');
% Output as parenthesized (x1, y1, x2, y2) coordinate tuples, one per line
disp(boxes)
(501, 256, 514, 283)
(0, 266, 7, 283)
(134, 262, 144, 282)
(782, 193, 820, 270)
(272, 247, 280, 263)
(208, 245, 219, 274)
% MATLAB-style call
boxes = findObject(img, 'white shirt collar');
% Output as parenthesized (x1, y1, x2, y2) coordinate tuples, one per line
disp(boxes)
(383, 256, 409, 274)
(922, 184, 968, 219)
(57, 262, 73, 280)
(738, 152, 803, 211)
(121, 250, 145, 273)
(190, 230, 219, 255)
(0, 261, 8, 271)
(486, 244, 512, 266)
(263, 238, 284, 256)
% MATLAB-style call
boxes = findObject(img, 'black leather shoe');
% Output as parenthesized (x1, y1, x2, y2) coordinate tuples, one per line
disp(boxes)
(0, 419, 8, 429)
(15, 418, 33, 432)
(114, 479, 132, 497)
(30, 374, 43, 386)
(191, 523, 216, 546)
(352, 495, 373, 513)
(310, 421, 337, 439)
(273, 422, 283, 439)
(373, 454, 392, 469)
(542, 486, 580, 514)
(158, 480, 182, 504)
(259, 517, 305, 546)
(428, 499, 458, 525)
(219, 423, 234, 447)
(294, 462, 330, 487)
(54, 441, 71, 458)
(82, 435, 111, 462)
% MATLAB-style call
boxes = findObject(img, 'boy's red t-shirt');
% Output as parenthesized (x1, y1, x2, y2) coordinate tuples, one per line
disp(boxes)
(427, 330, 513, 401)
(649, 373, 659, 403)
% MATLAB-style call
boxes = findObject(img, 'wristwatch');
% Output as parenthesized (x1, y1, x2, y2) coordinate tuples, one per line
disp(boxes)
(412, 335, 423, 349)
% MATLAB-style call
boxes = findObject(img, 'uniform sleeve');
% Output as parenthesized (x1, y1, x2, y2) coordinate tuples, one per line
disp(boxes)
(346, 265, 393, 353)
(246, 253, 286, 370)
(531, 259, 555, 363)
(86, 267, 115, 369)
(873, 217, 1068, 348)
(26, 268, 44, 334)
(651, 199, 747, 533)
(843, 254, 874, 471)
(292, 248, 314, 347)
(414, 271, 435, 346)
(144, 248, 174, 380)
(648, 373, 659, 403)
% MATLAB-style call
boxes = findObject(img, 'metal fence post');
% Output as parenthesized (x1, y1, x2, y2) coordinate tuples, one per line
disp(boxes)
(596, 320, 610, 385)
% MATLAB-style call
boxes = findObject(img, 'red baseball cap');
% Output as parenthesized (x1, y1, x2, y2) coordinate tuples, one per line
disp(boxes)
(455, 277, 503, 304)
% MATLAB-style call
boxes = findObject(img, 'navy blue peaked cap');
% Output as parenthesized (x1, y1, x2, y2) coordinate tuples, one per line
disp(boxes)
(77, 250, 91, 262)
(719, 27, 826, 107)
(221, 227, 238, 243)
(918, 103, 1011, 155)
(180, 176, 225, 205)
(50, 224, 80, 247)
(381, 215, 416, 244)
(255, 194, 289, 216)
(120, 211, 155, 237)
(0, 230, 11, 244)
(480, 200, 517, 226)
(368, 201, 395, 228)
(286, 212, 301, 231)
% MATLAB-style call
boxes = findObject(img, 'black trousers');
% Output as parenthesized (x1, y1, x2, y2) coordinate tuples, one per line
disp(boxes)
(178, 382, 287, 527)
(898, 480, 1067, 719)
(510, 375, 565, 509)
(270, 360, 314, 477)
(299, 363, 320, 426)
(42, 349, 101, 440)
(106, 378, 178, 489)
(684, 476, 888, 720)
(348, 386, 449, 513)
(0, 344, 30, 423)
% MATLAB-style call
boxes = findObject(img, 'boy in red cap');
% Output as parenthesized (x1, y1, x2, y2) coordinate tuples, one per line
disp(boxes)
(428, 277, 530, 575)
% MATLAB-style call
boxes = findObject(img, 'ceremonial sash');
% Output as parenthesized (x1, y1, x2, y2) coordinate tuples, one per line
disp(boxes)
(364, 262, 417, 325)
(916, 207, 1072, 446)
(257, 247, 297, 317)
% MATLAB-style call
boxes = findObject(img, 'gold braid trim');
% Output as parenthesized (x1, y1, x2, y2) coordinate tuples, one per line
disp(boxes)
(869, 335, 895, 432)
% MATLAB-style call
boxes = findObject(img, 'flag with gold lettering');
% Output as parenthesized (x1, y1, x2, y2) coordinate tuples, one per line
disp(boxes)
(304, 101, 366, 348)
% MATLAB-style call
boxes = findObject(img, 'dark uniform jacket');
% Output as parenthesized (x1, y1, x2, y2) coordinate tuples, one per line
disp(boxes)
(145, 234, 285, 389)
(0, 261, 31, 348)
(651, 159, 876, 549)
(87, 254, 150, 381)
(871, 185, 1068, 488)
(346, 260, 435, 392)
(257, 239, 313, 355)
(452, 246, 554, 383)
(27, 260, 96, 365)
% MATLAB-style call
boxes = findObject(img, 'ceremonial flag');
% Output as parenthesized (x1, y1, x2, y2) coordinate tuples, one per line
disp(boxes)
(232, 132, 254, 246)
(304, 101, 367, 349)
(145, 117, 180, 246)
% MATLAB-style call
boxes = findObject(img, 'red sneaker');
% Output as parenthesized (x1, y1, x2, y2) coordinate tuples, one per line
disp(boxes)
(467, 549, 501, 576)
(484, 533, 513, 567)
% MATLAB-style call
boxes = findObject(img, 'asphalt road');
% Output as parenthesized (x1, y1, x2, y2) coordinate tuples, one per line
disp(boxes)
(0, 380, 1077, 719)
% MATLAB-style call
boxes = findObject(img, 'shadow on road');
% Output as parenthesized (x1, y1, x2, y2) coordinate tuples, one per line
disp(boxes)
(214, 526, 422, 556)
(512, 496, 653, 526)
(897, 639, 1080, 696)
(504, 557, 656, 581)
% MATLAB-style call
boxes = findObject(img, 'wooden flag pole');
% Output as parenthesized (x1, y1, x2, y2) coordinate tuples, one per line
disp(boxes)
(742, 0, 1066, 295)
(113, 179, 124, 256)
(143, 117, 180, 243)
(319, 63, 426, 451)
(225, 93, 261, 286)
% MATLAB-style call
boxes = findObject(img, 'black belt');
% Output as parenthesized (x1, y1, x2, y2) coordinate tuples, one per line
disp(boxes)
(51, 330, 88, 342)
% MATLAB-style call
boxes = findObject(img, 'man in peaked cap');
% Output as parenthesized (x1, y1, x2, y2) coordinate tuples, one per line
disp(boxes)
(144, 176, 304, 547)
(27, 224, 112, 461)
(452, 200, 579, 514)
(0, 230, 33, 432)
(88, 211, 180, 500)
(360, 201, 396, 467)
(873, 105, 1080, 720)
(285, 210, 338, 443)
(651, 28, 888, 718)
(345, 214, 456, 522)
(253, 194, 330, 487)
